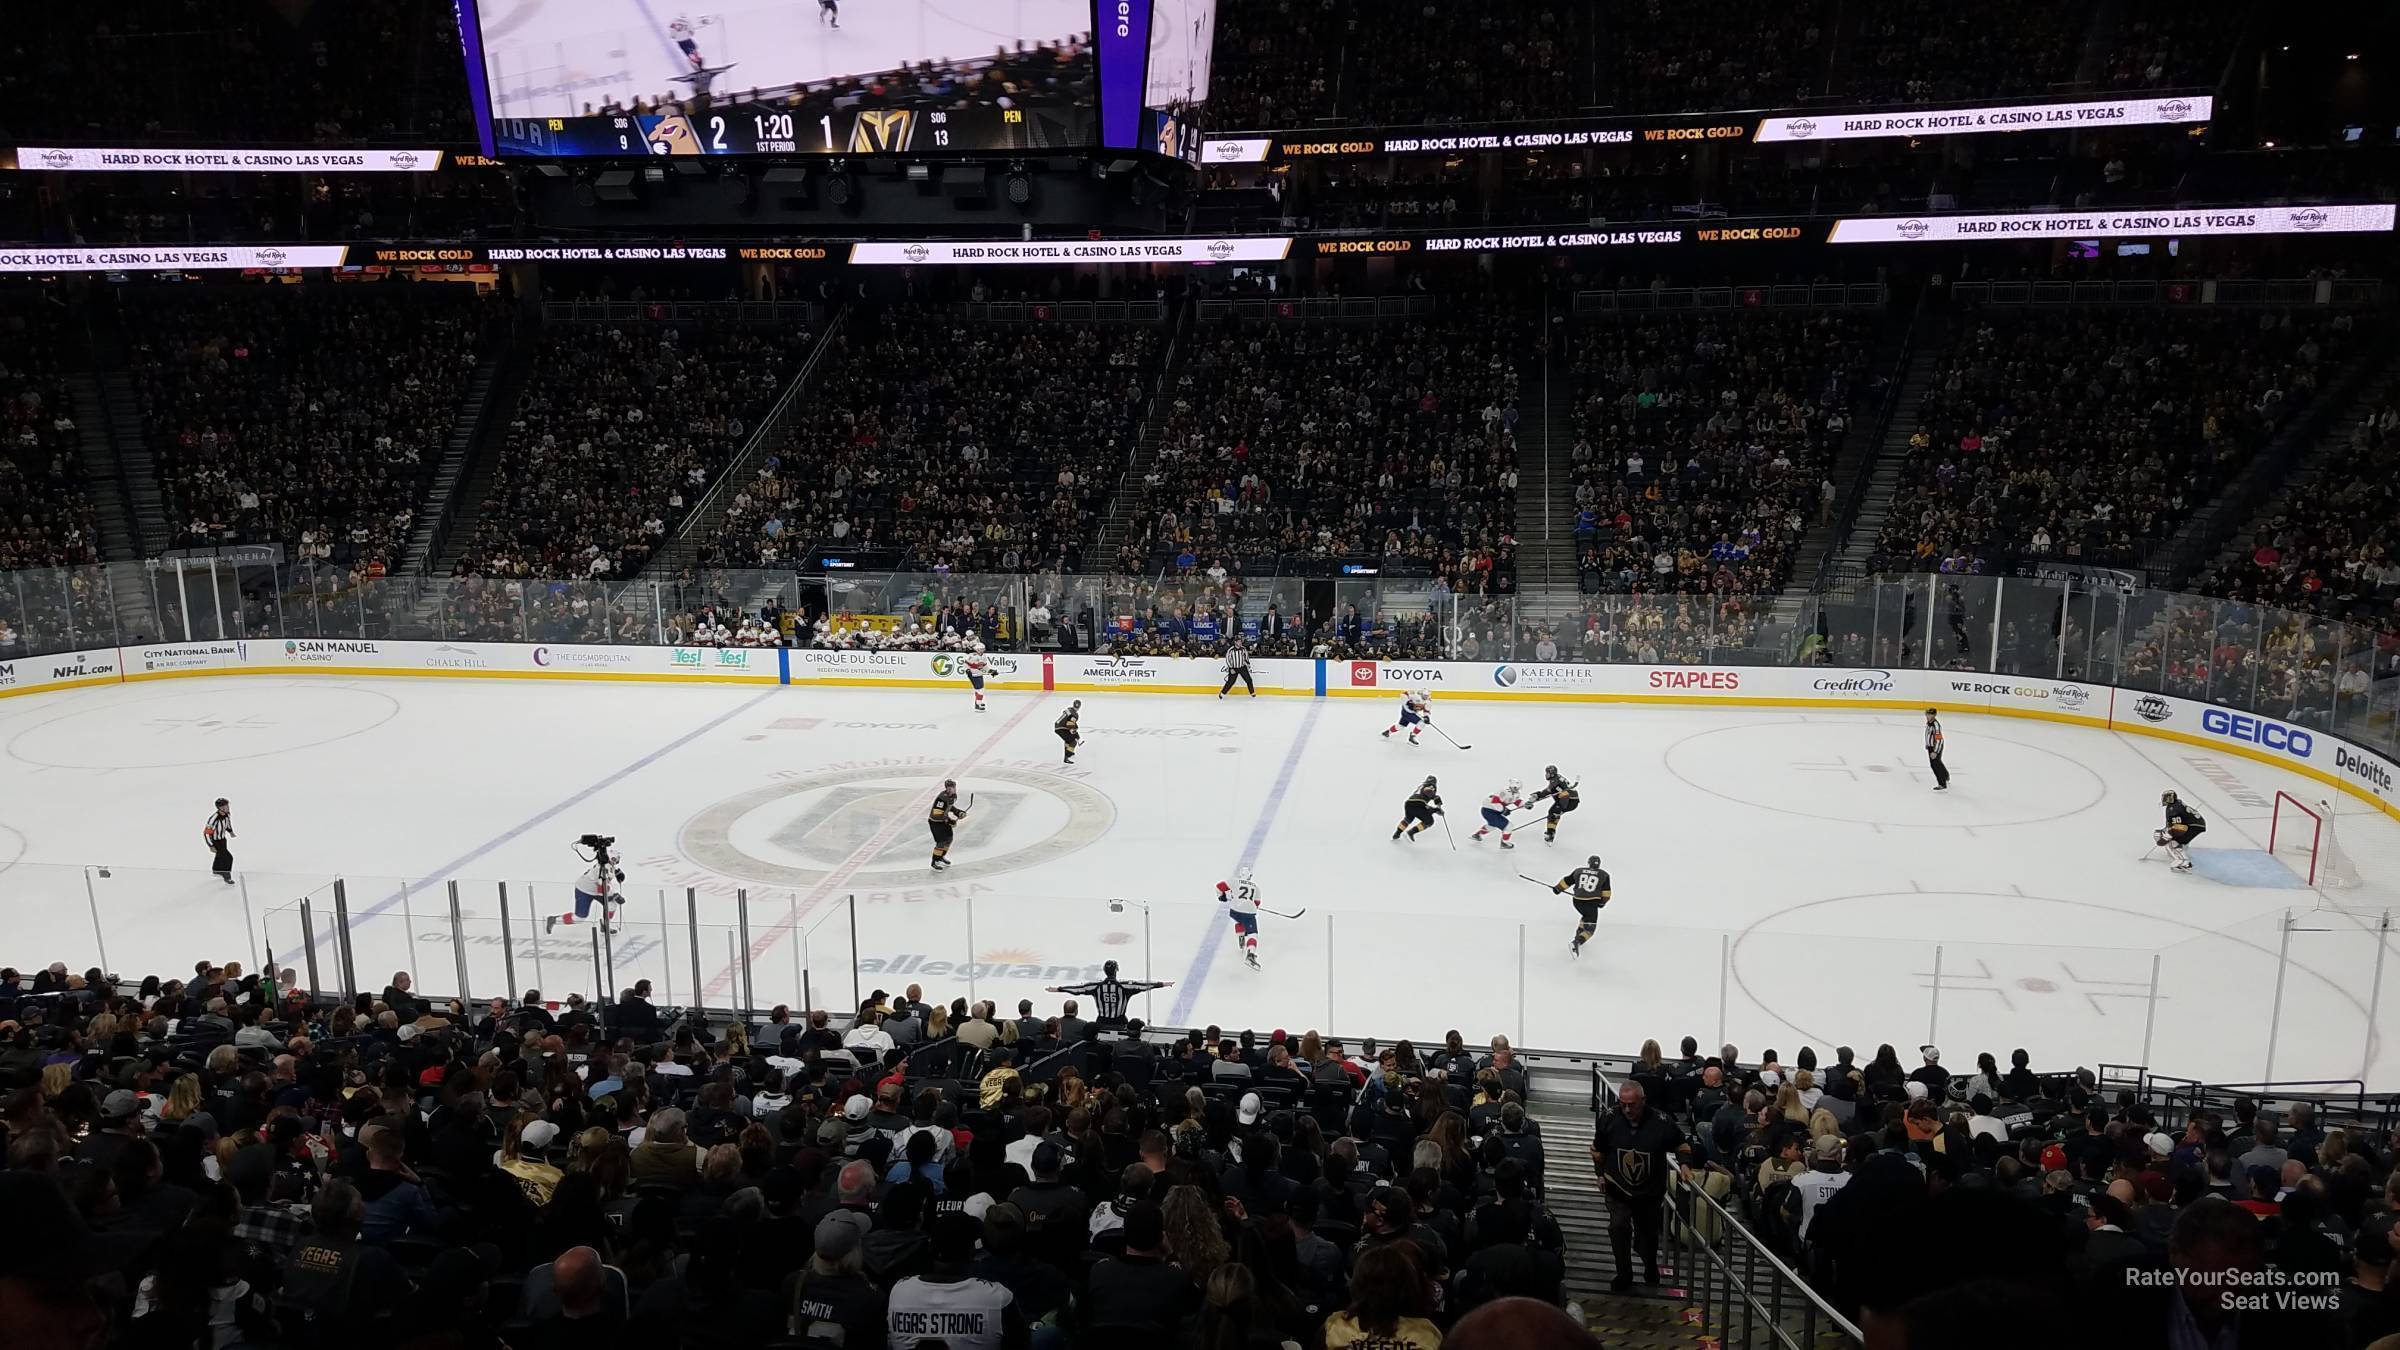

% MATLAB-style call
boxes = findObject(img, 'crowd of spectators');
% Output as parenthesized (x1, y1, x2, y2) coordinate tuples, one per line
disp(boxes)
(128, 288, 502, 572)
(454, 321, 804, 582)
(0, 0, 471, 146)
(0, 301, 99, 574)
(32, 168, 517, 247)
(2198, 401, 2400, 627)
(584, 40, 1094, 133)
(1124, 305, 1525, 594)
(1594, 1037, 2400, 1344)
(1836, 0, 2090, 105)
(1568, 311, 1875, 597)
(1872, 309, 2362, 575)
(698, 309, 1161, 576)
(0, 960, 1579, 1350)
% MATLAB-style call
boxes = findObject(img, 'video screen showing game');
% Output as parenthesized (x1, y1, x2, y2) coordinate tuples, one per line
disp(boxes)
(464, 0, 1097, 155)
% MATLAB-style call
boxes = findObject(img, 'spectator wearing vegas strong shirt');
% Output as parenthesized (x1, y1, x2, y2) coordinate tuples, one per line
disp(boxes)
(885, 1211, 1025, 1350)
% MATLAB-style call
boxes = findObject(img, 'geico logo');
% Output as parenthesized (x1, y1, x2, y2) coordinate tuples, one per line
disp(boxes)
(2199, 708, 2314, 757)
(2335, 745, 2394, 793)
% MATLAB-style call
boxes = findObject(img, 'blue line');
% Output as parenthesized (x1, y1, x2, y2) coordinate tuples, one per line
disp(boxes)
(1168, 697, 1325, 1023)
(273, 684, 784, 969)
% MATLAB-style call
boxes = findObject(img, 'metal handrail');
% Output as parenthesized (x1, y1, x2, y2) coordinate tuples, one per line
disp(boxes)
(656, 306, 848, 577)
(1666, 1174, 1865, 1350)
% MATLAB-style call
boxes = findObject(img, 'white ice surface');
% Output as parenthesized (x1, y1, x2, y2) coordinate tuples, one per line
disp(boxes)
(3, 675, 2395, 1087)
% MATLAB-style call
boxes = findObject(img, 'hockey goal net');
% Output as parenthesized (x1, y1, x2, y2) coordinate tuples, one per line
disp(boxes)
(2269, 791, 2363, 889)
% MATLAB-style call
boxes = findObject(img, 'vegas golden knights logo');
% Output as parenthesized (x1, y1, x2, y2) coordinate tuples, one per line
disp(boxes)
(849, 109, 916, 154)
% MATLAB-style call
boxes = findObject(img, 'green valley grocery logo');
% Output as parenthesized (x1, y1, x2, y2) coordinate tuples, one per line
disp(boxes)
(680, 761, 1114, 887)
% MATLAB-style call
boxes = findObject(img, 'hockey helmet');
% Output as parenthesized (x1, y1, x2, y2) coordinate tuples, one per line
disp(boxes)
(1545, 764, 1560, 778)
(1588, 855, 1603, 868)
(1423, 776, 1438, 789)
(2160, 790, 2178, 805)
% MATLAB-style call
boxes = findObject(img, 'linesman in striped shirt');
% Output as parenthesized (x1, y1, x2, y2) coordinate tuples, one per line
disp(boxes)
(1219, 639, 1256, 698)
(202, 798, 236, 884)
(1924, 708, 1950, 791)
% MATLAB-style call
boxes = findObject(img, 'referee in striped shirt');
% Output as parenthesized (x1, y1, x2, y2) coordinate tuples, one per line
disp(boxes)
(202, 798, 236, 884)
(1924, 709, 1950, 791)
(1219, 639, 1256, 698)
(1045, 960, 1173, 1027)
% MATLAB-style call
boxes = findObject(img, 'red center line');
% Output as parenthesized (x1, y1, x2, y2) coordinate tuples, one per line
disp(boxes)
(700, 691, 1052, 999)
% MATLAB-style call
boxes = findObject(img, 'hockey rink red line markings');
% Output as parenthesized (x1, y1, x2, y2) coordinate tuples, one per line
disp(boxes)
(698, 692, 1052, 1000)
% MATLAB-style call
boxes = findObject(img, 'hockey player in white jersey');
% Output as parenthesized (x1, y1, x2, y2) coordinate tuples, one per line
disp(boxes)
(1382, 690, 1433, 745)
(546, 835, 625, 936)
(963, 641, 991, 712)
(1471, 778, 1525, 847)
(1216, 868, 1263, 969)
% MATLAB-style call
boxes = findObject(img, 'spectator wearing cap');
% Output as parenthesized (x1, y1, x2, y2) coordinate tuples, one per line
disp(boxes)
(885, 1211, 1024, 1350)
(1909, 1045, 1950, 1098)
(280, 1178, 413, 1337)
(499, 1113, 564, 1204)
(791, 1210, 884, 1344)
(72, 1088, 149, 1171)
(1790, 1135, 1849, 1241)
(1006, 1141, 1087, 1250)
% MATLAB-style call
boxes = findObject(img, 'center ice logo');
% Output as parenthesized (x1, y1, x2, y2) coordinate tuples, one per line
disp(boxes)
(680, 763, 1115, 888)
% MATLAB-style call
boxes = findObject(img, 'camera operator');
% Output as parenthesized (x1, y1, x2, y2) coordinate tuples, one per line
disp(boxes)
(545, 835, 624, 935)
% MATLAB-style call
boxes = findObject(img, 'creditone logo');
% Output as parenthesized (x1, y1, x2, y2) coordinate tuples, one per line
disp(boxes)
(2132, 695, 2172, 724)
(1349, 661, 1377, 687)
(1491, 664, 1601, 689)
(1897, 219, 1930, 241)
(1813, 668, 1896, 694)
(1649, 669, 1740, 691)
(681, 762, 1114, 886)
(284, 639, 378, 662)
(2289, 207, 2329, 232)
(2334, 745, 2393, 794)
(425, 642, 492, 669)
(2200, 708, 2314, 758)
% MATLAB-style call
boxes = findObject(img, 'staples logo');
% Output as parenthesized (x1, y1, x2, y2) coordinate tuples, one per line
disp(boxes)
(2132, 695, 2172, 723)
(2200, 708, 2313, 758)
(1349, 662, 1378, 687)
(1650, 670, 1741, 691)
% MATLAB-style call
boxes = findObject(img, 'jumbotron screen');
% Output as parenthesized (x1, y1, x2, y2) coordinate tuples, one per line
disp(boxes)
(459, 0, 1214, 156)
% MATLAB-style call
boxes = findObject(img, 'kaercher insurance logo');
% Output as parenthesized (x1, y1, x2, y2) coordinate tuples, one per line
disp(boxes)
(1491, 664, 1599, 689)
(681, 762, 1115, 887)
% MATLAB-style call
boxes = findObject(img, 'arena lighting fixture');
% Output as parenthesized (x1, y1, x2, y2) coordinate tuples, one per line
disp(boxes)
(823, 162, 855, 206)
(1005, 163, 1033, 205)
(905, 162, 932, 184)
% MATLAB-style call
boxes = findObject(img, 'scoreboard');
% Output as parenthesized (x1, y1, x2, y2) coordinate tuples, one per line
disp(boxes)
(495, 102, 1093, 158)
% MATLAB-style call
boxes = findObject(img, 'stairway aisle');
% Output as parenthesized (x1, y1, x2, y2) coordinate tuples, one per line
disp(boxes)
(1824, 339, 1945, 579)
(1089, 303, 1192, 573)
(1526, 1097, 1712, 1347)
(399, 326, 522, 576)
(1512, 337, 1581, 632)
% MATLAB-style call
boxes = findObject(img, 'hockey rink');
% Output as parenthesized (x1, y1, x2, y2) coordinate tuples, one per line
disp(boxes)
(3, 674, 2397, 1089)
(471, 0, 1095, 119)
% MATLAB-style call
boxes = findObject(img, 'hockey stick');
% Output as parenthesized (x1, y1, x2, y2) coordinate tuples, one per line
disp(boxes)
(1439, 811, 1457, 850)
(1255, 904, 1309, 919)
(1428, 723, 1473, 751)
(1516, 873, 1561, 891)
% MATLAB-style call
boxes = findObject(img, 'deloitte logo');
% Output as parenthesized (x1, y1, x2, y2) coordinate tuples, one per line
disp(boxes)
(680, 763, 1115, 887)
